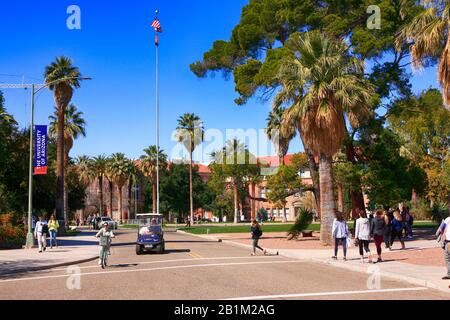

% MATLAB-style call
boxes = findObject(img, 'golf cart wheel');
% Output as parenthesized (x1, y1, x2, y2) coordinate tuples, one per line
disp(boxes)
(136, 245, 143, 255)
(159, 241, 165, 254)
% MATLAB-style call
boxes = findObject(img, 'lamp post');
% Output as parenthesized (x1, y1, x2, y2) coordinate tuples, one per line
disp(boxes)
(24, 76, 91, 248)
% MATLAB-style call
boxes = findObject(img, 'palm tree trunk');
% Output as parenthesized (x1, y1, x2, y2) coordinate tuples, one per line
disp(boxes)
(128, 180, 132, 219)
(118, 186, 124, 223)
(99, 176, 104, 216)
(190, 151, 194, 225)
(319, 153, 336, 246)
(300, 132, 321, 218)
(337, 183, 344, 212)
(108, 180, 113, 219)
(56, 104, 65, 232)
(233, 182, 239, 223)
(344, 134, 366, 219)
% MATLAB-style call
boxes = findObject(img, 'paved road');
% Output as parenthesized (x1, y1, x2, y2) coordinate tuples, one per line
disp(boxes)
(0, 229, 449, 300)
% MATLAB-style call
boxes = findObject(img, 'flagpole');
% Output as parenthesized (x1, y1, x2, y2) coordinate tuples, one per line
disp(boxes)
(155, 10, 160, 216)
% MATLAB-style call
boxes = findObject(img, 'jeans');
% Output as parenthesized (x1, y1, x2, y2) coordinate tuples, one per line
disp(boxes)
(49, 230, 58, 247)
(334, 238, 347, 258)
(384, 226, 392, 248)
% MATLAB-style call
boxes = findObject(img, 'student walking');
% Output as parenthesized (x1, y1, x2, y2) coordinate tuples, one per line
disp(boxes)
(371, 211, 388, 263)
(384, 210, 393, 250)
(251, 220, 267, 256)
(390, 209, 406, 250)
(34, 216, 48, 253)
(48, 215, 59, 249)
(437, 216, 450, 283)
(332, 211, 349, 261)
(355, 211, 373, 263)
(87, 215, 93, 230)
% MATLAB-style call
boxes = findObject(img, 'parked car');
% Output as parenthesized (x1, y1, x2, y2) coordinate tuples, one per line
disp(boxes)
(96, 217, 117, 230)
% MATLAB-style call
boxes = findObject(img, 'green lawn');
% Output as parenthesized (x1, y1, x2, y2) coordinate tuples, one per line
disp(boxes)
(120, 224, 139, 229)
(177, 220, 438, 235)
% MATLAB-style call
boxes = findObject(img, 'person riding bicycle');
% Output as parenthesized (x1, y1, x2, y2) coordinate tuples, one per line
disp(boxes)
(95, 222, 115, 268)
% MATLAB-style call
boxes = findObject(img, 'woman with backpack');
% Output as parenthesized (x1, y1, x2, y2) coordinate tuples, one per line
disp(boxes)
(251, 220, 267, 256)
(390, 209, 406, 250)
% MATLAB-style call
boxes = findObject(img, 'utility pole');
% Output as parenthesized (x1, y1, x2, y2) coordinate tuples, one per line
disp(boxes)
(0, 83, 44, 248)
(0, 76, 90, 247)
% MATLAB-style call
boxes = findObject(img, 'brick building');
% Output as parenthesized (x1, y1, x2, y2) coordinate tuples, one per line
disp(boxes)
(82, 154, 315, 222)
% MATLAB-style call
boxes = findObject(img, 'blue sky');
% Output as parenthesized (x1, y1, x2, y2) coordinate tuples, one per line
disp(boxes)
(0, 0, 440, 162)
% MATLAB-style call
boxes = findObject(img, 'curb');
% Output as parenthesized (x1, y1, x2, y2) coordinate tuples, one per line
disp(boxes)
(0, 255, 98, 276)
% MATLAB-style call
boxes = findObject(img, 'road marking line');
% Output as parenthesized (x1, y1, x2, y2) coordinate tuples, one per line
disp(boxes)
(0, 260, 303, 283)
(46, 256, 282, 272)
(222, 287, 429, 300)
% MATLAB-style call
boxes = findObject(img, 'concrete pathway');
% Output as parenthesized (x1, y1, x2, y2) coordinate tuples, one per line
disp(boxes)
(179, 230, 450, 294)
(0, 230, 99, 275)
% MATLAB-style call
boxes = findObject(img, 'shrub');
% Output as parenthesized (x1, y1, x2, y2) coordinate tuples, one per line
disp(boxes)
(0, 213, 26, 249)
(287, 207, 313, 240)
(428, 203, 449, 223)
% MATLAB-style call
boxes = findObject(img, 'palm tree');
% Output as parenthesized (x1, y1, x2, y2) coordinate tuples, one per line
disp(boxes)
(49, 103, 86, 221)
(105, 156, 115, 218)
(138, 146, 168, 214)
(108, 153, 133, 223)
(278, 32, 373, 245)
(266, 106, 296, 165)
(44, 56, 83, 228)
(176, 113, 204, 224)
(91, 155, 108, 215)
(396, 0, 450, 110)
(74, 155, 92, 188)
(74, 156, 93, 220)
(49, 104, 86, 165)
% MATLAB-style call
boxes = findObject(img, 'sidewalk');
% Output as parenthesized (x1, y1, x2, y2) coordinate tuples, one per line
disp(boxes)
(185, 230, 450, 294)
(0, 230, 99, 276)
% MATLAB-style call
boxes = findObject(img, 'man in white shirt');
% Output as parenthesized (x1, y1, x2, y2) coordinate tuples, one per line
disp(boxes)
(34, 216, 48, 253)
(439, 216, 450, 281)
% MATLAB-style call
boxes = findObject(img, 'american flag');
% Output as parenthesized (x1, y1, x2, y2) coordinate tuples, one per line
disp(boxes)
(151, 19, 162, 33)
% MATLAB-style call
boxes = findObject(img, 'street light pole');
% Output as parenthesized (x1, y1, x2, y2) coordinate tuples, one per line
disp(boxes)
(26, 85, 35, 248)
(1, 76, 91, 248)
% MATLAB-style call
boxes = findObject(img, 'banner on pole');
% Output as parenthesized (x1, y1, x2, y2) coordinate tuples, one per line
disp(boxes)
(34, 125, 48, 175)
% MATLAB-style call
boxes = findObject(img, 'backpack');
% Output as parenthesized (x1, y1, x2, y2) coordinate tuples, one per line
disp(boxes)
(392, 219, 403, 232)
(42, 224, 49, 235)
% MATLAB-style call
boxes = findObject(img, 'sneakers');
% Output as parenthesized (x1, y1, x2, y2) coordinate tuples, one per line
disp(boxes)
(377, 258, 383, 263)
(251, 253, 256, 256)
(43, 247, 46, 252)
(38, 250, 42, 253)
(332, 256, 338, 260)
(98, 260, 102, 265)
(263, 250, 268, 255)
(442, 276, 450, 280)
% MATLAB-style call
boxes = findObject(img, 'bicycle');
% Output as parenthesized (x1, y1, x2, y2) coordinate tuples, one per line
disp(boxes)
(98, 235, 112, 269)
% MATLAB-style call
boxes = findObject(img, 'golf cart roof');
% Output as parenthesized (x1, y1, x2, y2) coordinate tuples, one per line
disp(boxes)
(136, 213, 163, 217)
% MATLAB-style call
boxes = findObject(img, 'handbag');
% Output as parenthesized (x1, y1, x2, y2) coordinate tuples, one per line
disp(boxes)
(347, 234, 354, 248)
